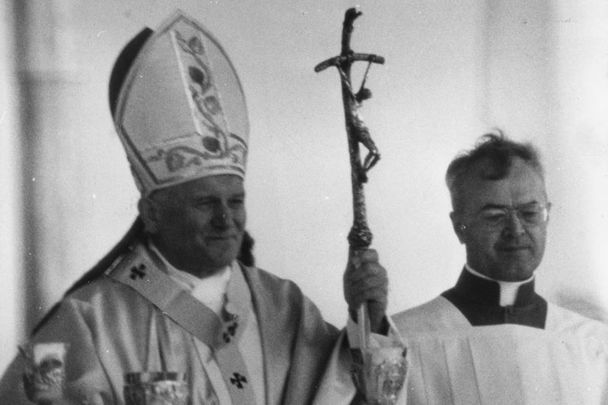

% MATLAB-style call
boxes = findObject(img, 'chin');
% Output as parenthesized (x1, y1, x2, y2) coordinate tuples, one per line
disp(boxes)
(499, 265, 535, 281)
(209, 252, 239, 268)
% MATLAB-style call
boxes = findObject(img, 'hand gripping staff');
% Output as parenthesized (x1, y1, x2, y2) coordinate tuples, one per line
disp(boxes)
(315, 8, 406, 405)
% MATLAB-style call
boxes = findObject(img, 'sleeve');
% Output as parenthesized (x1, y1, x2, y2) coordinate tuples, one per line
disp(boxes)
(311, 330, 357, 404)
(0, 298, 113, 404)
(0, 355, 33, 405)
(312, 318, 408, 405)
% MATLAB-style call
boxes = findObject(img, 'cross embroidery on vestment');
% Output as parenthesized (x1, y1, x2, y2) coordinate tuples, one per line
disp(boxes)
(230, 372, 247, 389)
(223, 321, 238, 343)
(129, 264, 146, 280)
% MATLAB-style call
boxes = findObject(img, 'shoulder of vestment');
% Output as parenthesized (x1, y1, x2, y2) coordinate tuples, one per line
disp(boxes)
(546, 301, 608, 340)
(239, 264, 305, 299)
(392, 295, 470, 336)
(65, 241, 152, 302)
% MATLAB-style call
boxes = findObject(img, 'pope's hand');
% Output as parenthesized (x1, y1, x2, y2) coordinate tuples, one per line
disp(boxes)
(343, 248, 388, 334)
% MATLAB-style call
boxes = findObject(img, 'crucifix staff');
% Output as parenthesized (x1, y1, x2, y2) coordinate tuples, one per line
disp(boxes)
(315, 7, 384, 253)
(315, 7, 384, 350)
(315, 8, 406, 404)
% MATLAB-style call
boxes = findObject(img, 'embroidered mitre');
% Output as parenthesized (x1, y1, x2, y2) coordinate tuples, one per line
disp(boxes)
(110, 10, 249, 196)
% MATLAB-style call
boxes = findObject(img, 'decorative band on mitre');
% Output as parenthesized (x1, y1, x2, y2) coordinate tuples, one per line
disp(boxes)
(111, 10, 249, 195)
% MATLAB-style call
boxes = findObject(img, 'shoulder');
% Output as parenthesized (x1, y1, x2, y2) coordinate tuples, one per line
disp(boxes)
(546, 302, 608, 359)
(65, 275, 142, 312)
(239, 264, 312, 313)
(392, 296, 470, 336)
(33, 244, 154, 336)
(546, 302, 608, 339)
(42, 279, 149, 336)
(240, 264, 338, 332)
(31, 275, 147, 344)
(68, 243, 148, 303)
(240, 264, 305, 299)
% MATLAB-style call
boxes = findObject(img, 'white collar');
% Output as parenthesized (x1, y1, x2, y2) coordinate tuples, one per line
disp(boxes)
(465, 264, 534, 307)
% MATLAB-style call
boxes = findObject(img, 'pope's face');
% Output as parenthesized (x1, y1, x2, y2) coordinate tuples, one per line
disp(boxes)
(148, 174, 246, 277)
(451, 158, 549, 281)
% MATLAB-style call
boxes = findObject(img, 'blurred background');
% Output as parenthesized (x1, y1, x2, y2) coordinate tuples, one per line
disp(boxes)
(1, 0, 607, 371)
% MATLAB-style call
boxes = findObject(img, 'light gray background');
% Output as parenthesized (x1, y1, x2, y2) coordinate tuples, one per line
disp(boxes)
(1, 0, 607, 371)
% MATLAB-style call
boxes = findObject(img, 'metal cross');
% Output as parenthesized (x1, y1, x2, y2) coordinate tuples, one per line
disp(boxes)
(314, 6, 384, 249)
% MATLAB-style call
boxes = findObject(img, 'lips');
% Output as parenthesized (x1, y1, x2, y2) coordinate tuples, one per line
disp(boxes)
(497, 245, 530, 252)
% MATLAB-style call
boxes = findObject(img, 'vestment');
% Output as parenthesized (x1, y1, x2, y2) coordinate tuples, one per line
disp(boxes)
(393, 269, 608, 405)
(0, 235, 338, 404)
(313, 269, 608, 404)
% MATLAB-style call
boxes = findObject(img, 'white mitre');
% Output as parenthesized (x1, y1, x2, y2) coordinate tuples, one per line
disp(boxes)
(110, 10, 249, 196)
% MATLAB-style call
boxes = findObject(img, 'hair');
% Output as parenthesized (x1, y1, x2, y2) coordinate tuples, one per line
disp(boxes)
(446, 130, 545, 213)
(238, 231, 255, 267)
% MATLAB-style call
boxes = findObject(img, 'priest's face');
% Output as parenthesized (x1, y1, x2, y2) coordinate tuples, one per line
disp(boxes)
(450, 157, 549, 281)
(142, 174, 246, 278)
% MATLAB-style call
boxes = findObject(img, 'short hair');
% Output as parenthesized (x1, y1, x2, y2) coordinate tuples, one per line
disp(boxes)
(446, 131, 545, 213)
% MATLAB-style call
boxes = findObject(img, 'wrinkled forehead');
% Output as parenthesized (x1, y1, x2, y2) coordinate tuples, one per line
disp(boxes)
(460, 157, 548, 211)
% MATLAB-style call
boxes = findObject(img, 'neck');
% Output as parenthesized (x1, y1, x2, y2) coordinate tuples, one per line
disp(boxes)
(465, 264, 534, 284)
(181, 265, 225, 279)
(441, 268, 548, 328)
(465, 264, 534, 306)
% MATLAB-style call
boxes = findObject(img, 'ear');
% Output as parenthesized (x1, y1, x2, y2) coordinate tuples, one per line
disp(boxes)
(450, 211, 466, 244)
(138, 197, 160, 234)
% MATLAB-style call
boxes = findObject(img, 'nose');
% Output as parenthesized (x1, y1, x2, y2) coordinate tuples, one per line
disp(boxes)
(211, 204, 231, 228)
(503, 210, 525, 236)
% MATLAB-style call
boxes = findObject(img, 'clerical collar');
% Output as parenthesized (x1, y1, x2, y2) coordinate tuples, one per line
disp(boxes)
(441, 267, 547, 328)
(464, 264, 534, 306)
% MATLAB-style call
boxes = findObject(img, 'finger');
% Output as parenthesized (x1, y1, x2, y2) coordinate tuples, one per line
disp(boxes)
(346, 275, 388, 294)
(348, 297, 388, 312)
(345, 267, 388, 292)
(347, 256, 385, 274)
(345, 282, 388, 305)
(346, 285, 388, 308)
(345, 265, 387, 286)
(349, 299, 387, 318)
(347, 284, 388, 301)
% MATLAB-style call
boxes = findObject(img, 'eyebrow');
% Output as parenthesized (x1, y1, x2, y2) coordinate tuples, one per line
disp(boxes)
(191, 191, 246, 200)
(480, 201, 541, 211)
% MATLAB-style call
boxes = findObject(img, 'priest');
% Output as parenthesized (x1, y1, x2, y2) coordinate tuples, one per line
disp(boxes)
(394, 133, 608, 404)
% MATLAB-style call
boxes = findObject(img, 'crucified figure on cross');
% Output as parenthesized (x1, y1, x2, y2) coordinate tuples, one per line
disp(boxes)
(314, 6, 385, 248)
(337, 59, 381, 183)
(315, 8, 407, 405)
(315, 7, 384, 186)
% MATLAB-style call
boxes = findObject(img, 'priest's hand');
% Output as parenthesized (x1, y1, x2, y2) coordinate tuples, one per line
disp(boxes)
(343, 248, 389, 334)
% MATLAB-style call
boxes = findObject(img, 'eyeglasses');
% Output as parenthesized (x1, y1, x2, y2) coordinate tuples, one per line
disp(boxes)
(475, 203, 551, 230)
